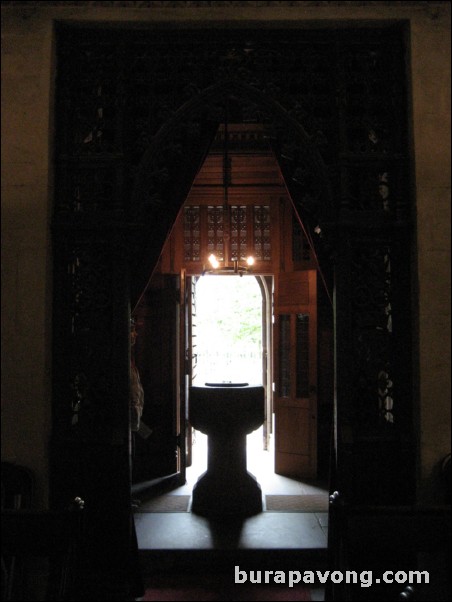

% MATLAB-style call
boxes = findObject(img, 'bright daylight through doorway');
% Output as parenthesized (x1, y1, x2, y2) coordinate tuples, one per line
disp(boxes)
(193, 275, 262, 387)
(181, 274, 327, 499)
(188, 274, 272, 485)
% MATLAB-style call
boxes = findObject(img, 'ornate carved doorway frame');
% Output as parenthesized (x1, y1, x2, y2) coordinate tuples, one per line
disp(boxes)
(51, 26, 415, 598)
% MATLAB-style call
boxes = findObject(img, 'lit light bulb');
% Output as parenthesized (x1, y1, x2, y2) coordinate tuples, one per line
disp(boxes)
(246, 256, 255, 266)
(208, 254, 220, 269)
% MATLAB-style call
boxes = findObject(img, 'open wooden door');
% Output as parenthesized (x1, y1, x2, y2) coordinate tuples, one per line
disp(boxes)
(184, 276, 197, 467)
(132, 272, 187, 492)
(258, 275, 273, 451)
(274, 270, 317, 478)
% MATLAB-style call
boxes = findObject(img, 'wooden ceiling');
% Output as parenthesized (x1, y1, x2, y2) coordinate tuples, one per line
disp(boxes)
(187, 124, 287, 206)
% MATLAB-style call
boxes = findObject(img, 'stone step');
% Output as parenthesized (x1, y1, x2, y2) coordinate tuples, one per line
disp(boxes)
(140, 547, 328, 576)
(135, 510, 328, 575)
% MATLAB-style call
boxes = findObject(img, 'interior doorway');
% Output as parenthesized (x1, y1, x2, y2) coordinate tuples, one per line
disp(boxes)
(192, 275, 263, 388)
(188, 274, 270, 484)
(50, 26, 415, 584)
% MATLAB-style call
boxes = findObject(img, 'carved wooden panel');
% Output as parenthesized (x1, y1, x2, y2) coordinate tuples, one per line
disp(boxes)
(207, 206, 225, 260)
(184, 206, 201, 262)
(253, 206, 271, 261)
(53, 26, 413, 506)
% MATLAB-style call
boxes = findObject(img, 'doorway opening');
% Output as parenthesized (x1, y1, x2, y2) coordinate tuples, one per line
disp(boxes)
(188, 274, 268, 486)
(192, 275, 263, 387)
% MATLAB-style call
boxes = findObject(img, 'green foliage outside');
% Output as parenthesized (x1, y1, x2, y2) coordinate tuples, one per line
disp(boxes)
(196, 276, 262, 348)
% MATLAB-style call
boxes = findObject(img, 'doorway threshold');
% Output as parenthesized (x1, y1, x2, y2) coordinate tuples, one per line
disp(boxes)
(134, 428, 328, 571)
(135, 510, 327, 579)
(135, 509, 327, 551)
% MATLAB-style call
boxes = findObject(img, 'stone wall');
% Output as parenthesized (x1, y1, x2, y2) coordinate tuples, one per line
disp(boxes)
(409, 9, 451, 503)
(1, 1, 450, 507)
(1, 12, 54, 507)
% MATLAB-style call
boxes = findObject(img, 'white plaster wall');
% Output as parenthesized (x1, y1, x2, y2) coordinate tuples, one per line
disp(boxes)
(1, 2, 450, 507)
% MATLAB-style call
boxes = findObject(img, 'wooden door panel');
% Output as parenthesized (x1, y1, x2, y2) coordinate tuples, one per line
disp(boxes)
(275, 406, 311, 455)
(185, 276, 197, 467)
(277, 271, 311, 308)
(274, 270, 317, 479)
(275, 452, 313, 477)
(132, 274, 185, 488)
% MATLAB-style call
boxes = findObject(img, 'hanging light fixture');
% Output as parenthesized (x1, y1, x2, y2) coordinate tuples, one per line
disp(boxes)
(203, 252, 255, 276)
(203, 101, 255, 276)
